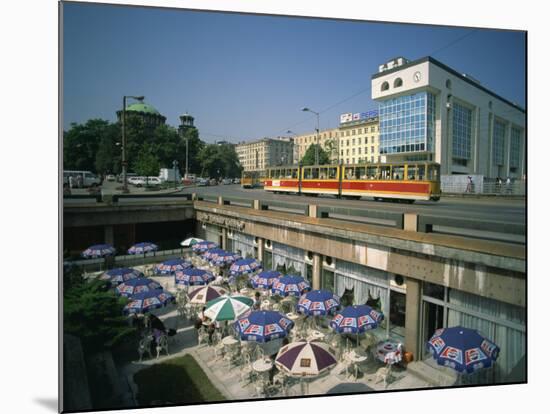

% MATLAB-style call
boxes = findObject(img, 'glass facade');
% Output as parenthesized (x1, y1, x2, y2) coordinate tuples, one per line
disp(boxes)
(452, 102, 473, 159)
(493, 119, 506, 166)
(510, 127, 522, 168)
(379, 92, 436, 155)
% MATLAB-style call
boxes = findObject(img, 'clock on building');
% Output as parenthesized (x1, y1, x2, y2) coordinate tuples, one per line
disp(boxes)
(413, 71, 422, 82)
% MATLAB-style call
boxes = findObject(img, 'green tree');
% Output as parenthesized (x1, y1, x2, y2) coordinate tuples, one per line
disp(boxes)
(63, 267, 134, 353)
(197, 144, 242, 178)
(95, 123, 122, 176)
(300, 144, 330, 166)
(64, 119, 111, 172)
(134, 146, 161, 186)
(180, 127, 205, 175)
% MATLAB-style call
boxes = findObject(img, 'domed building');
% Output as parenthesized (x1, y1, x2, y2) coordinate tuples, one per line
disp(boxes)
(116, 101, 166, 129)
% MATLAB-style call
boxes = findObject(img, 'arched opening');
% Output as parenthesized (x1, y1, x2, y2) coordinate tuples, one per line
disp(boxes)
(393, 78, 403, 88)
(381, 81, 389, 91)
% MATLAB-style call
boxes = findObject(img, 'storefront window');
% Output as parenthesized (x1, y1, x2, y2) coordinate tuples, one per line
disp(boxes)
(322, 268, 334, 291)
(263, 251, 272, 270)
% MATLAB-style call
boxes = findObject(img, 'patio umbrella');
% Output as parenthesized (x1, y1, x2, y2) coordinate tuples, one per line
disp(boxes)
(181, 237, 203, 247)
(427, 326, 500, 374)
(116, 277, 163, 297)
(250, 270, 282, 289)
(330, 305, 384, 350)
(127, 242, 158, 255)
(210, 251, 242, 267)
(229, 258, 262, 276)
(204, 295, 254, 322)
(271, 275, 311, 297)
(155, 258, 192, 275)
(99, 267, 143, 285)
(175, 268, 215, 287)
(202, 248, 226, 261)
(191, 240, 217, 252)
(275, 339, 337, 378)
(297, 289, 340, 317)
(234, 310, 294, 343)
(187, 285, 228, 305)
(81, 243, 116, 259)
(124, 290, 175, 315)
(330, 305, 384, 333)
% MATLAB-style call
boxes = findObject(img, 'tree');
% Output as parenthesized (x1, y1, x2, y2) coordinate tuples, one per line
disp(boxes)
(197, 144, 242, 178)
(300, 144, 330, 166)
(95, 123, 122, 176)
(63, 266, 134, 353)
(134, 146, 160, 186)
(64, 119, 110, 172)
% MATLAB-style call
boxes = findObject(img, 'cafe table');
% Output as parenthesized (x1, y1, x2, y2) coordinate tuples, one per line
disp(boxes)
(376, 340, 402, 365)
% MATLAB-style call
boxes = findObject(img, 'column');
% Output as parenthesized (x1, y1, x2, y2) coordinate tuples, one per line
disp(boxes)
(221, 227, 227, 250)
(404, 277, 421, 361)
(312, 253, 321, 290)
(257, 237, 264, 262)
(104, 225, 114, 246)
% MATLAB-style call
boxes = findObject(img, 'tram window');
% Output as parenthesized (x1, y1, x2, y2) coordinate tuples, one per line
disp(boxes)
(345, 167, 354, 180)
(319, 168, 327, 179)
(380, 165, 391, 180)
(408, 165, 418, 180)
(304, 168, 312, 179)
(393, 166, 404, 180)
(291, 169, 298, 179)
(312, 168, 320, 179)
(427, 165, 439, 181)
(285, 169, 292, 178)
(418, 165, 426, 180)
(328, 167, 337, 179)
(355, 166, 366, 179)
(366, 166, 377, 179)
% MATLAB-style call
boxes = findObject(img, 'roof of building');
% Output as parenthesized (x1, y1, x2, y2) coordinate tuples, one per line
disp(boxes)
(125, 102, 161, 115)
(371, 56, 525, 113)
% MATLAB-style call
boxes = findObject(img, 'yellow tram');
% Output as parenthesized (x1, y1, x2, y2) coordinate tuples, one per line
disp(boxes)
(241, 170, 265, 189)
(263, 162, 441, 202)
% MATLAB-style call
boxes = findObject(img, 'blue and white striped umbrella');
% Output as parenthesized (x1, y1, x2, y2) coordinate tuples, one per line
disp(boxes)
(250, 270, 282, 289)
(155, 259, 192, 275)
(297, 289, 340, 316)
(330, 305, 384, 334)
(81, 243, 116, 259)
(99, 267, 143, 285)
(271, 275, 311, 297)
(127, 242, 158, 255)
(192, 240, 218, 253)
(116, 277, 163, 297)
(202, 248, 226, 261)
(210, 251, 242, 267)
(230, 258, 262, 276)
(175, 268, 215, 286)
(427, 326, 500, 374)
(124, 290, 175, 315)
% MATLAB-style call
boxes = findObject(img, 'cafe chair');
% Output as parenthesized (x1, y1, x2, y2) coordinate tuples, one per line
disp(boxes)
(138, 335, 153, 361)
(156, 335, 169, 359)
(375, 365, 392, 388)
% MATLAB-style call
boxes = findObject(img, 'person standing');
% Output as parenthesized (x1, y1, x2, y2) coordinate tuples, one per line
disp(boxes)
(68, 175, 74, 189)
(466, 176, 473, 193)
(506, 177, 512, 194)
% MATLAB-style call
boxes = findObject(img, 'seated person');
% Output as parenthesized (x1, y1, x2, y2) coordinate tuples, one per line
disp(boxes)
(253, 292, 262, 310)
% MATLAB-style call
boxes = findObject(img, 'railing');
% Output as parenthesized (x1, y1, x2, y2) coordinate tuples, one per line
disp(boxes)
(259, 200, 309, 216)
(442, 181, 525, 196)
(316, 205, 404, 229)
(221, 197, 255, 208)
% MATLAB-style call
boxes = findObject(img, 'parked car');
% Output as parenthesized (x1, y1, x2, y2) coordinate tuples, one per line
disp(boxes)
(233, 178, 240, 184)
(209, 178, 218, 186)
(118, 172, 138, 183)
(128, 176, 146, 187)
(146, 177, 161, 186)
(106, 174, 115, 182)
(222, 178, 233, 185)
(197, 178, 209, 187)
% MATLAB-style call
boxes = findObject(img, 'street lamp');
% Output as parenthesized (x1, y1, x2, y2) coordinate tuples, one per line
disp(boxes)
(302, 107, 320, 165)
(172, 160, 179, 189)
(121, 95, 144, 193)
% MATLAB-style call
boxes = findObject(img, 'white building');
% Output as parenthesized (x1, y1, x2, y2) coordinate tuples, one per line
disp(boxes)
(371, 56, 526, 180)
(235, 137, 294, 172)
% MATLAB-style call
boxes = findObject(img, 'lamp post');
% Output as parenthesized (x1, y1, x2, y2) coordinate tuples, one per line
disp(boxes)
(172, 159, 179, 189)
(121, 95, 144, 193)
(301, 107, 320, 165)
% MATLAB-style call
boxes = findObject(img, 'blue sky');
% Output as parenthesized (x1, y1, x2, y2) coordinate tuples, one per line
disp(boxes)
(63, 2, 526, 143)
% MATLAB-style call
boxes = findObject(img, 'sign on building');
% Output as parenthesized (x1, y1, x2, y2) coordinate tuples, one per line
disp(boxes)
(340, 113, 353, 123)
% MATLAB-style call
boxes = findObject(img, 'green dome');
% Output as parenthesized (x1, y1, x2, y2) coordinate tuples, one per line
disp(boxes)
(125, 102, 160, 115)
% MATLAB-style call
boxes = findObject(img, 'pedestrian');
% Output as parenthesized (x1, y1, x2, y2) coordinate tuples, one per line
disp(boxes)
(253, 291, 262, 310)
(506, 177, 512, 194)
(496, 177, 502, 193)
(466, 176, 473, 193)
(68, 175, 74, 189)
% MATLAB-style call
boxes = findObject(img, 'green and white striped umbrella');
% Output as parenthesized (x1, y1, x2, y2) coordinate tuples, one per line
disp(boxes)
(204, 295, 254, 321)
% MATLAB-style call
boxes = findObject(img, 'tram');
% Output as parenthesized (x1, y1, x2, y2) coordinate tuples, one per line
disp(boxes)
(263, 162, 441, 202)
(241, 170, 265, 189)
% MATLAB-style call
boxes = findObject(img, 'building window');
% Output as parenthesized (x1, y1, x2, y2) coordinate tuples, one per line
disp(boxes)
(394, 77, 403, 88)
(452, 102, 473, 160)
(352, 149, 355, 155)
(346, 139, 349, 146)
(358, 147, 362, 154)
(381, 81, 389, 91)
(510, 127, 522, 169)
(352, 139, 355, 145)
(352, 158, 355, 164)
(371, 136, 375, 144)
(352, 130, 356, 136)
(493, 119, 506, 166)
(379, 91, 435, 155)
(446, 79, 452, 89)
(346, 158, 349, 164)
(346, 149, 349, 155)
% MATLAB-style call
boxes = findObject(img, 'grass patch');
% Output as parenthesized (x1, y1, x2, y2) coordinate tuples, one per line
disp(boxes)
(133, 354, 226, 405)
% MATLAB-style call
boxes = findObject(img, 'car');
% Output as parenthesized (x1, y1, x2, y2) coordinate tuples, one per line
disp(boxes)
(197, 178, 209, 187)
(106, 174, 115, 182)
(118, 172, 138, 183)
(128, 176, 146, 187)
(209, 178, 218, 186)
(233, 178, 240, 184)
(222, 178, 233, 185)
(146, 177, 161, 186)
